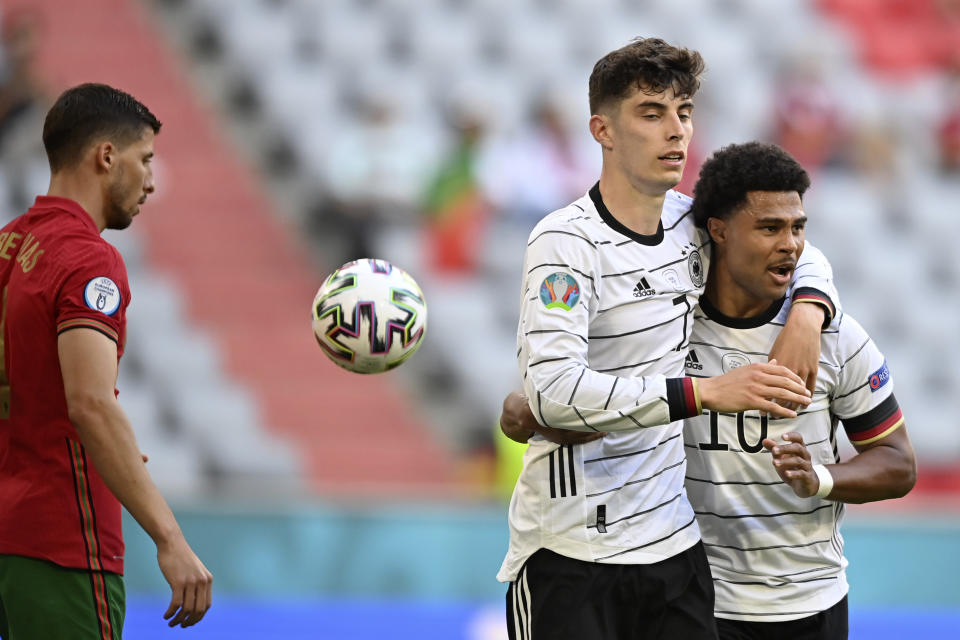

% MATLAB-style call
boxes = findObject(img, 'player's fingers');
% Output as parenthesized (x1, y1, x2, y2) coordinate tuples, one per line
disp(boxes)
(163, 589, 183, 626)
(760, 400, 797, 419)
(774, 455, 810, 470)
(763, 386, 811, 407)
(805, 371, 817, 395)
(760, 363, 806, 387)
(185, 582, 209, 627)
(195, 576, 213, 623)
(756, 370, 810, 399)
(761, 438, 779, 451)
(770, 442, 805, 457)
(183, 583, 200, 627)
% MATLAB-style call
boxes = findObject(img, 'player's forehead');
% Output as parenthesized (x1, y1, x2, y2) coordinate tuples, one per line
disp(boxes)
(621, 84, 693, 110)
(122, 127, 155, 155)
(738, 191, 805, 221)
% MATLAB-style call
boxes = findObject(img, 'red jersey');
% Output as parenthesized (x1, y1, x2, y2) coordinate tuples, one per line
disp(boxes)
(0, 196, 130, 575)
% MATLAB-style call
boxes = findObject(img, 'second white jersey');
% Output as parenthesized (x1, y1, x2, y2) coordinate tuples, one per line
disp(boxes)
(683, 297, 904, 622)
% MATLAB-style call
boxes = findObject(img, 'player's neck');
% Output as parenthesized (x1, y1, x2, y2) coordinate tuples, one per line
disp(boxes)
(705, 263, 777, 319)
(597, 168, 665, 235)
(47, 172, 107, 232)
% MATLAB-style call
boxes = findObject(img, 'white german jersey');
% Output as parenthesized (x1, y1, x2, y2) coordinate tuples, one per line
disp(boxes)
(683, 297, 904, 622)
(498, 184, 838, 582)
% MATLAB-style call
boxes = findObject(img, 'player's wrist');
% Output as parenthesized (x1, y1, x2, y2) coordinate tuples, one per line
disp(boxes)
(696, 377, 715, 410)
(812, 464, 834, 499)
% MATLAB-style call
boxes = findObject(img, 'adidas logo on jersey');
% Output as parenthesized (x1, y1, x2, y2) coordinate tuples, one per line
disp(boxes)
(685, 349, 703, 371)
(632, 277, 655, 298)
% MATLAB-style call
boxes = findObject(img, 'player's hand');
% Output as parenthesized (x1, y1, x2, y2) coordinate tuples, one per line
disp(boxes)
(500, 391, 605, 445)
(769, 301, 825, 407)
(157, 535, 213, 628)
(763, 432, 818, 498)
(697, 361, 811, 419)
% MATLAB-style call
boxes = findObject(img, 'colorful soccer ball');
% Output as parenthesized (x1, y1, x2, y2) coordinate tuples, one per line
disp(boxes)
(312, 259, 427, 374)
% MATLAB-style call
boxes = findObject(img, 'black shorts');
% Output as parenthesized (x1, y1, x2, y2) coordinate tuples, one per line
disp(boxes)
(506, 543, 718, 640)
(716, 596, 848, 640)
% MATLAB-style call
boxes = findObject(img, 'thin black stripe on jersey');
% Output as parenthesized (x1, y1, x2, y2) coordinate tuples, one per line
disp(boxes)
(683, 296, 901, 622)
(586, 458, 686, 499)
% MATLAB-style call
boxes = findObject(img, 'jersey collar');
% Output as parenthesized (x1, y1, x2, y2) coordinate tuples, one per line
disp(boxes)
(589, 182, 664, 246)
(33, 196, 100, 235)
(699, 294, 786, 329)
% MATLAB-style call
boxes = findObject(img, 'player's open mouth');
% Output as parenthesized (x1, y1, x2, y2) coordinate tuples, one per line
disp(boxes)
(768, 262, 794, 284)
(659, 151, 685, 165)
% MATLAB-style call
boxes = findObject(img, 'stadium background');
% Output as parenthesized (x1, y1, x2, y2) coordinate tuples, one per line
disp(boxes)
(0, 0, 958, 637)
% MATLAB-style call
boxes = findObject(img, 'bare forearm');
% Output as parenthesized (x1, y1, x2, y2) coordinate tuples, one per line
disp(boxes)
(70, 399, 184, 547)
(824, 445, 916, 503)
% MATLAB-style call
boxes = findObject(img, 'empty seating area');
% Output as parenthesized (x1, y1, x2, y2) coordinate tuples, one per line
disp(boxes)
(150, 0, 960, 467)
(1, 0, 957, 496)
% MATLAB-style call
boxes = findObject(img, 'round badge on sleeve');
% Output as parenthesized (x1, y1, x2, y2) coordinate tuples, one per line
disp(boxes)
(539, 272, 580, 311)
(84, 277, 122, 316)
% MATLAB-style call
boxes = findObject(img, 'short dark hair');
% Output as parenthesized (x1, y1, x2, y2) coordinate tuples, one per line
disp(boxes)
(42, 83, 161, 172)
(588, 37, 705, 114)
(690, 142, 811, 228)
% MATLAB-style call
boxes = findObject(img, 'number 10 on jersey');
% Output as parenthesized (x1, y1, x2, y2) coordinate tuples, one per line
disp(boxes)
(698, 411, 769, 453)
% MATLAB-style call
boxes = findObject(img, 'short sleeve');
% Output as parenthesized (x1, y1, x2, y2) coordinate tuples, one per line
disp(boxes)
(56, 242, 130, 346)
(831, 315, 904, 446)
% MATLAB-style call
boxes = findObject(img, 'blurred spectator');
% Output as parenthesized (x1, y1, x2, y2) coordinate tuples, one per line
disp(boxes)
(420, 106, 492, 275)
(770, 59, 847, 172)
(938, 66, 960, 173)
(848, 120, 899, 178)
(0, 7, 49, 218)
(313, 92, 439, 264)
(480, 98, 597, 225)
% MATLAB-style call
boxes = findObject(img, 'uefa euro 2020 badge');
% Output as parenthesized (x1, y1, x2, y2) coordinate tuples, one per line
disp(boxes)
(539, 272, 580, 311)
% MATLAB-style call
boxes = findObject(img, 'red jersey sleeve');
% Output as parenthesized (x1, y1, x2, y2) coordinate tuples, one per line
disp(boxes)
(55, 241, 130, 351)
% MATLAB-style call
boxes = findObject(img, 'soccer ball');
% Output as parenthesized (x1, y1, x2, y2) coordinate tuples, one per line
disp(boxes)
(312, 259, 427, 374)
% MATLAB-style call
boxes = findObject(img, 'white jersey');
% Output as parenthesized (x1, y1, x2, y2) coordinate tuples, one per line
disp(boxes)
(683, 297, 904, 622)
(498, 184, 839, 582)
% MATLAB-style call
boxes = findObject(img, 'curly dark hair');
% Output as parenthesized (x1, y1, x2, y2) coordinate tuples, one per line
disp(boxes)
(690, 142, 810, 229)
(43, 83, 161, 173)
(589, 37, 705, 114)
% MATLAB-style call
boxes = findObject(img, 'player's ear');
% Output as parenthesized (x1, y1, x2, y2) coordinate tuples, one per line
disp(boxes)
(589, 113, 613, 150)
(93, 141, 115, 173)
(706, 217, 727, 245)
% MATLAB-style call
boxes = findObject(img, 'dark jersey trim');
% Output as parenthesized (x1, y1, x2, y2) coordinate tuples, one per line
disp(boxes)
(57, 318, 119, 344)
(699, 295, 786, 329)
(589, 182, 664, 246)
(667, 377, 700, 421)
(793, 286, 836, 328)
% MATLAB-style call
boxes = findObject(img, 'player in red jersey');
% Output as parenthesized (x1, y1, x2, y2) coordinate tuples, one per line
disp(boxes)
(0, 83, 212, 639)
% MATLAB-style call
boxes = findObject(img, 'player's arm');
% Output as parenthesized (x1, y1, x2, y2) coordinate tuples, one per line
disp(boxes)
(500, 391, 605, 444)
(58, 328, 213, 628)
(521, 224, 810, 433)
(764, 414, 916, 503)
(766, 316, 916, 502)
(770, 242, 839, 393)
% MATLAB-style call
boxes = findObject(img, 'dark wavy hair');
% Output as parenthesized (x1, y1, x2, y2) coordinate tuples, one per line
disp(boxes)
(690, 142, 810, 229)
(43, 83, 161, 172)
(588, 37, 705, 114)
